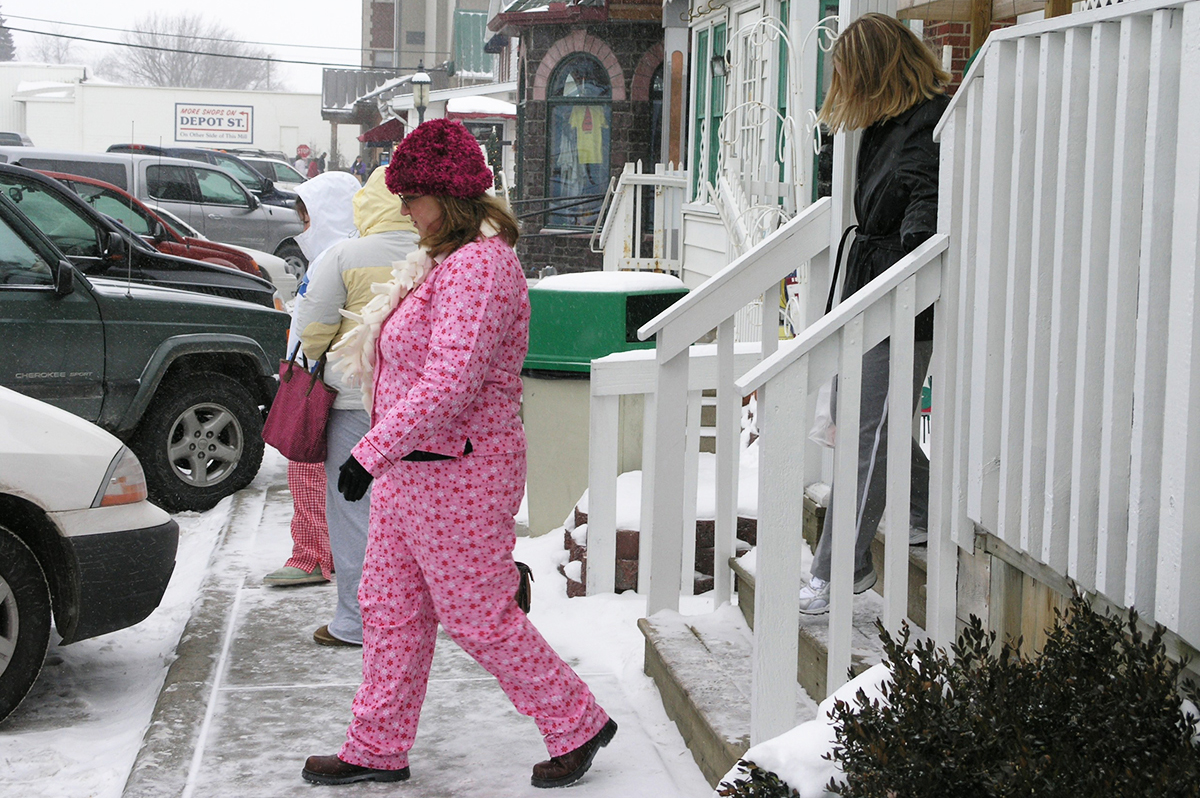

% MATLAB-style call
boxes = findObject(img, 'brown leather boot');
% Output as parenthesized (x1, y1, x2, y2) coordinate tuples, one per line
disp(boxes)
(301, 754, 410, 785)
(531, 718, 617, 788)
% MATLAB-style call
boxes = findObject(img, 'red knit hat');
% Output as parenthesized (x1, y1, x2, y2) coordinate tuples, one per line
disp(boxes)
(385, 119, 493, 199)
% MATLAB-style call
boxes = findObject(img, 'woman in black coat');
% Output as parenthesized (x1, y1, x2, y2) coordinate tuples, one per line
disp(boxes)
(800, 13, 951, 614)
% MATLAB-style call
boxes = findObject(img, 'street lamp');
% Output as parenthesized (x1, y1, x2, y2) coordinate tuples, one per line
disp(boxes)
(412, 61, 431, 125)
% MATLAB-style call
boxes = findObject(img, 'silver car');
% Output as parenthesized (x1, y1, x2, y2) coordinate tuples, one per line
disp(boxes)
(0, 147, 304, 260)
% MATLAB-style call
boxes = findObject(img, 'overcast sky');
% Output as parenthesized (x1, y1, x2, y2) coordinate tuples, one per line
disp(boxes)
(2, 0, 363, 94)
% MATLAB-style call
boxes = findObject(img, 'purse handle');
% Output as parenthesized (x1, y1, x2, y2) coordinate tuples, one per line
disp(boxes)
(284, 347, 329, 397)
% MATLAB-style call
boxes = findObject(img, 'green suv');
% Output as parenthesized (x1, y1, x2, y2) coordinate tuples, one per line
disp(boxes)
(0, 192, 287, 512)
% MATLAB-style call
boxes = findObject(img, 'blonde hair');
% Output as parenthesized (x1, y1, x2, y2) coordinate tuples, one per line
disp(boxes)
(423, 193, 520, 259)
(818, 13, 950, 132)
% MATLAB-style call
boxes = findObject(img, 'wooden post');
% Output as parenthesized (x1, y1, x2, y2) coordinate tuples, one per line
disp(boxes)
(970, 0, 993, 54)
(1045, 0, 1072, 17)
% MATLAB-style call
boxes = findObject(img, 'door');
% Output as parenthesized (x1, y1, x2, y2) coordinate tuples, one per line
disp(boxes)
(0, 205, 104, 420)
(191, 166, 267, 249)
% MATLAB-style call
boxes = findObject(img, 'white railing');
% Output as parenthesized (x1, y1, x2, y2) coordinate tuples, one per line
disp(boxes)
(591, 161, 687, 275)
(936, 0, 1200, 644)
(736, 236, 951, 743)
(624, 0, 1200, 752)
(584, 343, 764, 596)
(635, 195, 830, 616)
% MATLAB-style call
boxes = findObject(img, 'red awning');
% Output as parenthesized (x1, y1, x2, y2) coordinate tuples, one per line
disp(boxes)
(358, 117, 405, 144)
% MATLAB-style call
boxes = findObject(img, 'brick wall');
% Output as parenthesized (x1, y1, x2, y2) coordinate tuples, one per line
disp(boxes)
(923, 18, 1017, 93)
(513, 21, 663, 275)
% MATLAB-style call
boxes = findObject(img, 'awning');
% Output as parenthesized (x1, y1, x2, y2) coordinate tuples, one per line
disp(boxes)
(358, 117, 405, 143)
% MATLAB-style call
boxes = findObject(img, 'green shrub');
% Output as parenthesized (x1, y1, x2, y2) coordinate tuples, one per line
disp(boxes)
(828, 592, 1200, 797)
(717, 760, 800, 797)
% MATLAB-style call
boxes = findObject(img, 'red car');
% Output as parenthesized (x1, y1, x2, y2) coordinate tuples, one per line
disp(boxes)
(38, 171, 266, 279)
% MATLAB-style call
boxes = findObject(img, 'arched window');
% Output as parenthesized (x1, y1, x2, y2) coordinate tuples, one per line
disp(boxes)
(547, 53, 611, 227)
(649, 64, 664, 165)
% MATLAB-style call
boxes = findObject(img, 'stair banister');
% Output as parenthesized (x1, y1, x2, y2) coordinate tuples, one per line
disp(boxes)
(736, 234, 948, 741)
(637, 196, 832, 357)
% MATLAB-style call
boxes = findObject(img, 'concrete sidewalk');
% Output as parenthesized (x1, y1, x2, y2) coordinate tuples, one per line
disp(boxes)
(120, 464, 707, 798)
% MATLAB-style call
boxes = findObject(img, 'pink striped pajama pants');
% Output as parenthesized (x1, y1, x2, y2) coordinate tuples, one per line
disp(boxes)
(338, 451, 609, 770)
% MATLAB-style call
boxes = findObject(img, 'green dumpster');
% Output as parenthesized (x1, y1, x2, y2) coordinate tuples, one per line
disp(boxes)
(521, 272, 688, 537)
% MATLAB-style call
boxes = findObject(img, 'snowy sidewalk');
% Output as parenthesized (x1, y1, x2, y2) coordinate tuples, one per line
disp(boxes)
(119, 450, 712, 798)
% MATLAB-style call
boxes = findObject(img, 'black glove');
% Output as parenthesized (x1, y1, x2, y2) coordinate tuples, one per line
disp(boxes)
(337, 456, 373, 502)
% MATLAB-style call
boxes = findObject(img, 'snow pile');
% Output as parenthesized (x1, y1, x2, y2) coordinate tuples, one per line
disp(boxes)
(714, 663, 892, 798)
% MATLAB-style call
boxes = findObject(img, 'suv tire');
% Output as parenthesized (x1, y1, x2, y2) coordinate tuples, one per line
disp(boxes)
(0, 526, 51, 723)
(132, 372, 265, 513)
(275, 241, 308, 280)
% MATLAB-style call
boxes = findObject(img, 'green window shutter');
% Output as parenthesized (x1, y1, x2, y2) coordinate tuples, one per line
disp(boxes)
(454, 10, 492, 77)
(692, 29, 710, 199)
(707, 23, 726, 189)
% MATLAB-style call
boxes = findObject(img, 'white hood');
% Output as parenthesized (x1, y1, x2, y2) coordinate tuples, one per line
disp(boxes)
(293, 172, 362, 262)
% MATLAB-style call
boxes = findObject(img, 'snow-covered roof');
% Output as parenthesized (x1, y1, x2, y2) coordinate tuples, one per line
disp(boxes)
(447, 96, 517, 117)
(14, 80, 76, 98)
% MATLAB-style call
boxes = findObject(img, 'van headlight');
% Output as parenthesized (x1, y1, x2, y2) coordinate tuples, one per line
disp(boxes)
(92, 446, 149, 507)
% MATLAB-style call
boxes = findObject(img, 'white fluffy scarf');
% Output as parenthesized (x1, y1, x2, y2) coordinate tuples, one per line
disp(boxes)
(328, 221, 498, 414)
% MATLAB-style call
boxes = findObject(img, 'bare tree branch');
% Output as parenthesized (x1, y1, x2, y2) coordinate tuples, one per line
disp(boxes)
(27, 29, 76, 64)
(95, 12, 281, 91)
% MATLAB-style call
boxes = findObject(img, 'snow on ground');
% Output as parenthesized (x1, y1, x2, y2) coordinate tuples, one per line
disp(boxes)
(0, 449, 713, 798)
(0, 491, 234, 798)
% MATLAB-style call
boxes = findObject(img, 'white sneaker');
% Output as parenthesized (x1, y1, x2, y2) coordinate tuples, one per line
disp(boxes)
(798, 571, 878, 615)
(909, 527, 929, 545)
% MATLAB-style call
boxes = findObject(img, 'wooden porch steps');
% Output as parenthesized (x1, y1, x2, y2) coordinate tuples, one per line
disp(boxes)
(639, 525, 930, 787)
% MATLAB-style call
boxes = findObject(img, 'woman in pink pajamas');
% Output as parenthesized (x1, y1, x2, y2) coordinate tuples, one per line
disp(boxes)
(302, 119, 615, 789)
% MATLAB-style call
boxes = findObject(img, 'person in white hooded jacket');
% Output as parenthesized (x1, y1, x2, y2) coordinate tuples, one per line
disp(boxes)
(294, 166, 420, 646)
(264, 172, 361, 592)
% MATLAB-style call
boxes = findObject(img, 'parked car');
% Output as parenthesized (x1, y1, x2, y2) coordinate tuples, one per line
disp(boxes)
(240, 156, 306, 192)
(146, 203, 298, 301)
(221, 147, 290, 162)
(0, 149, 306, 274)
(0, 162, 278, 308)
(0, 131, 33, 146)
(43, 170, 265, 277)
(0, 191, 288, 511)
(0, 387, 179, 722)
(105, 144, 296, 208)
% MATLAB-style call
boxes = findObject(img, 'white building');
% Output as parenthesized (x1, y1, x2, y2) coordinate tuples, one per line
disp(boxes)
(0, 63, 359, 166)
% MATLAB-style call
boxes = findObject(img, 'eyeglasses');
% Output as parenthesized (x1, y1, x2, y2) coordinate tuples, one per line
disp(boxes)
(398, 194, 423, 206)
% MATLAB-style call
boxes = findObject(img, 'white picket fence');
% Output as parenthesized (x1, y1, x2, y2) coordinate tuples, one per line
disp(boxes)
(611, 0, 1200, 749)
(591, 161, 687, 276)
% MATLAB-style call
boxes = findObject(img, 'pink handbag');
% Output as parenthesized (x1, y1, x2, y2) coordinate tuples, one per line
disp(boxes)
(262, 351, 338, 463)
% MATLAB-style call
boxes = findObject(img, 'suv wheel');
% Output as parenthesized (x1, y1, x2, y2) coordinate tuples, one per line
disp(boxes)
(275, 241, 308, 280)
(132, 373, 265, 513)
(0, 527, 51, 723)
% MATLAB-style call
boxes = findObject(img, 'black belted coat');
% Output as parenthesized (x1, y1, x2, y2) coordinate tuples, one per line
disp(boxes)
(843, 93, 950, 341)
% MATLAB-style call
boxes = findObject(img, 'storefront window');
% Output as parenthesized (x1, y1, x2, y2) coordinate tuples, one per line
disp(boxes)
(546, 54, 611, 227)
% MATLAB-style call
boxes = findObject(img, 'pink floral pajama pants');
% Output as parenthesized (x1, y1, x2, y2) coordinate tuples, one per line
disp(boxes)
(338, 451, 609, 771)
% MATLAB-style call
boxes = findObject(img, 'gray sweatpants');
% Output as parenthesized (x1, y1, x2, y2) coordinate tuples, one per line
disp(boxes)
(324, 408, 372, 644)
(811, 338, 933, 583)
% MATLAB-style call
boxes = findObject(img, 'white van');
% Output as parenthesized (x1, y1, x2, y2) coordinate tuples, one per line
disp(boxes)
(0, 147, 305, 263)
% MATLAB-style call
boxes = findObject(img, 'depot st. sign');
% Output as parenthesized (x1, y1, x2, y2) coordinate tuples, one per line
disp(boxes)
(175, 104, 254, 144)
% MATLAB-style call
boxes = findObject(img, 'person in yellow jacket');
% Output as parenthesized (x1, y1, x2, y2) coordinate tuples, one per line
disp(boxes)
(293, 166, 420, 646)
